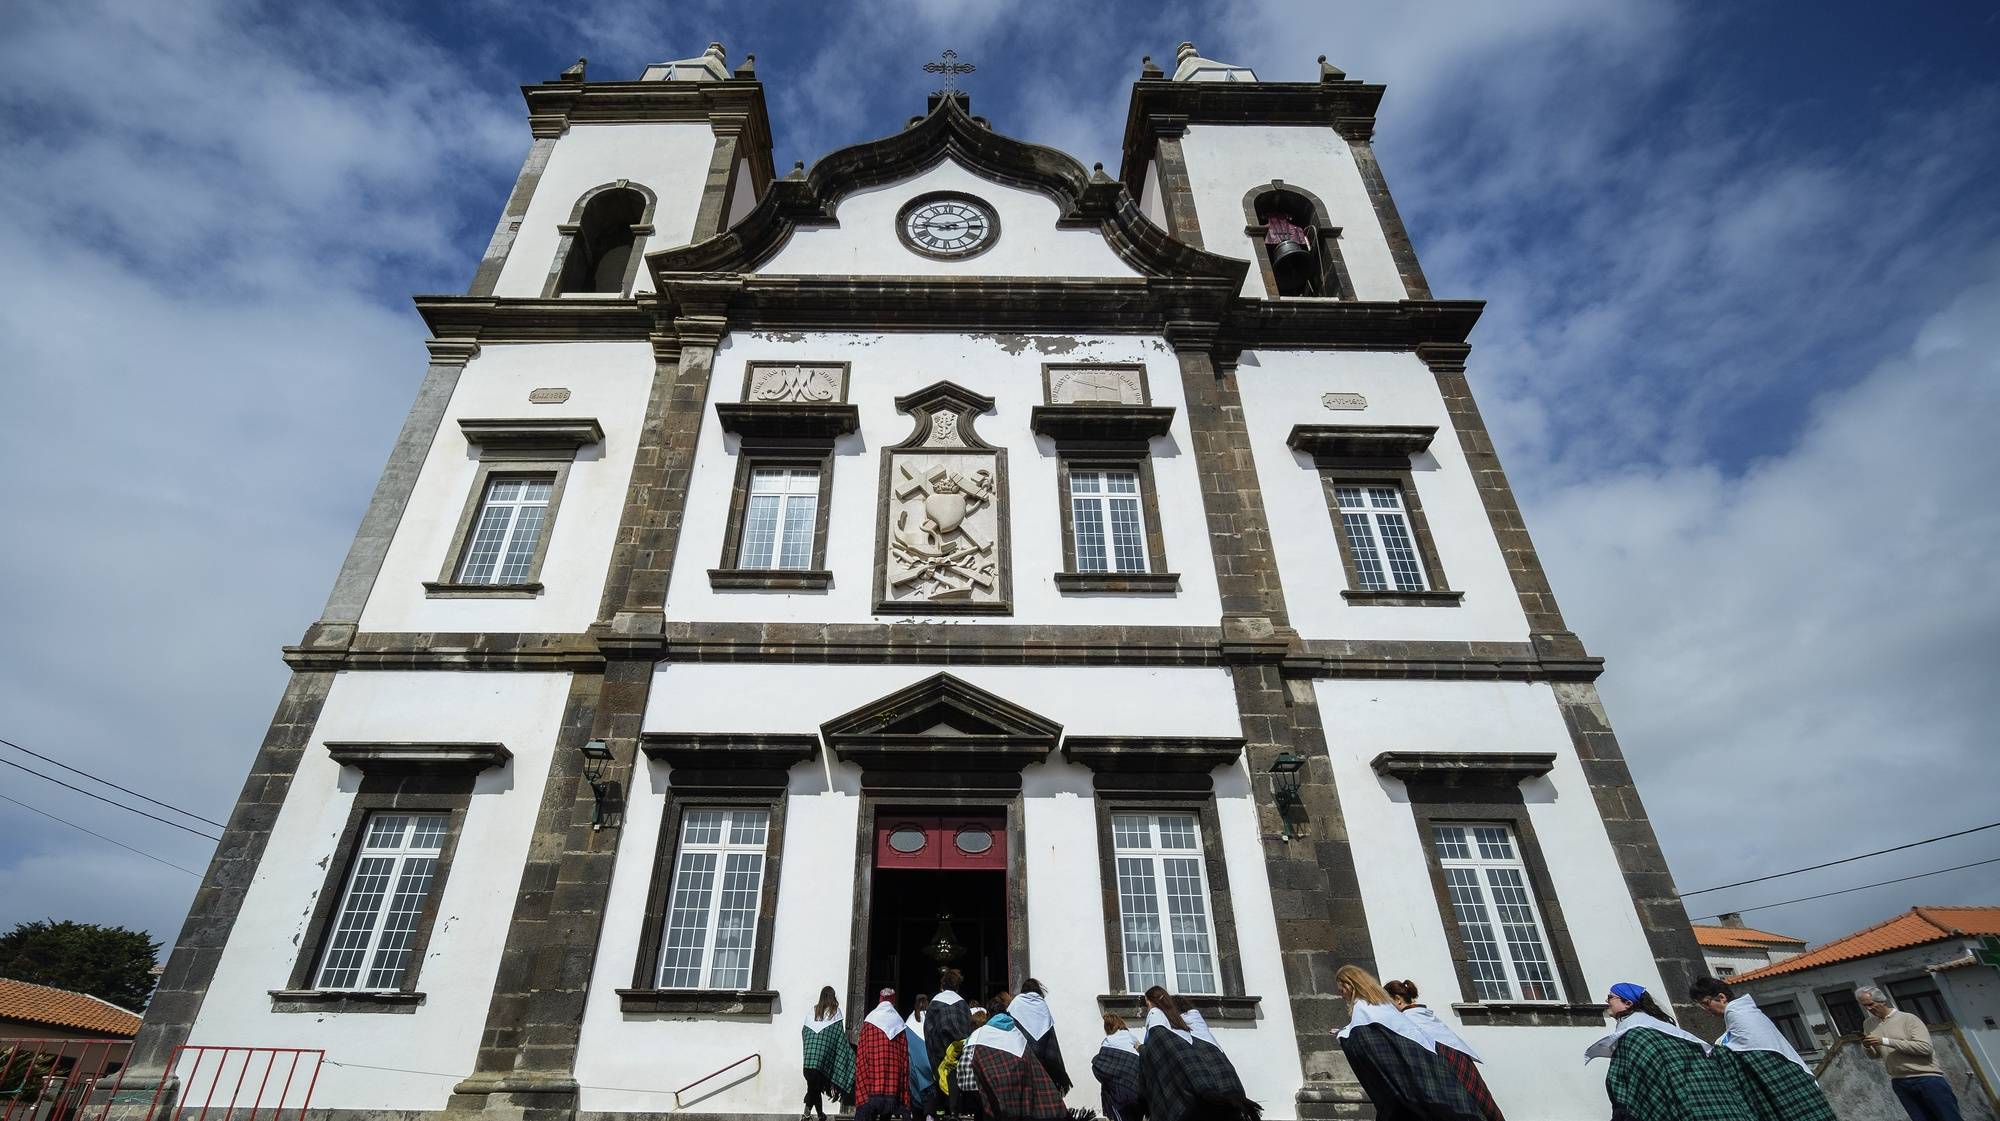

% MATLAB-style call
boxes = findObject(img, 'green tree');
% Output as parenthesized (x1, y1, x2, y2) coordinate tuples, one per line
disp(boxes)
(0, 920, 160, 1010)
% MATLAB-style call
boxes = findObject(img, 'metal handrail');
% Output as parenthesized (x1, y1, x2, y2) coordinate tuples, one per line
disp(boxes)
(671, 1053, 760, 1110)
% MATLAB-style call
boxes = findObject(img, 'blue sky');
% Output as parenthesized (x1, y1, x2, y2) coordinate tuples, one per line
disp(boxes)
(2, 0, 1997, 962)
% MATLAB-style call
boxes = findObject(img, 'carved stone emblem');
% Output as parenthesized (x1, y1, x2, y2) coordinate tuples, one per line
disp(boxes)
(1322, 392, 1367, 411)
(744, 362, 847, 403)
(875, 383, 1009, 614)
(1046, 364, 1147, 406)
(528, 387, 571, 405)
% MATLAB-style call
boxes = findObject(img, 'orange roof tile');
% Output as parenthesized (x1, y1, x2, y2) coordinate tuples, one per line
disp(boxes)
(1729, 907, 2000, 984)
(1692, 923, 1807, 950)
(0, 977, 141, 1038)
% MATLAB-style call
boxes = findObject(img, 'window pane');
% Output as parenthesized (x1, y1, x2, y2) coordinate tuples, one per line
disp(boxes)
(708, 852, 764, 989)
(1375, 512, 1425, 591)
(728, 809, 770, 846)
(497, 504, 546, 583)
(1432, 826, 1471, 861)
(682, 811, 724, 845)
(459, 504, 514, 583)
(1334, 485, 1365, 510)
(1472, 826, 1513, 861)
(1367, 487, 1401, 509)
(1444, 867, 1512, 1001)
(1163, 855, 1216, 994)
(738, 495, 780, 568)
(778, 494, 817, 570)
(1108, 497, 1146, 573)
(1071, 471, 1103, 495)
(1112, 815, 1151, 850)
(1341, 512, 1387, 590)
(1105, 472, 1138, 494)
(1487, 868, 1560, 1000)
(659, 851, 718, 987)
(1157, 815, 1198, 850)
(1073, 497, 1108, 572)
(1117, 856, 1166, 991)
(317, 856, 395, 989)
(364, 856, 438, 989)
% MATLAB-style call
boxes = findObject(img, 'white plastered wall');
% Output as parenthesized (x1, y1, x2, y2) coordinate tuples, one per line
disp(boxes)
(359, 341, 655, 634)
(1138, 158, 1166, 227)
(576, 663, 1306, 1117)
(1175, 123, 1408, 301)
(666, 330, 1223, 627)
(1318, 678, 1664, 1119)
(759, 158, 1141, 278)
(1235, 348, 1528, 644)
(491, 121, 718, 298)
(183, 671, 572, 1110)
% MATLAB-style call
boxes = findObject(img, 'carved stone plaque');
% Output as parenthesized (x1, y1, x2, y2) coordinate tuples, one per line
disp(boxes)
(875, 382, 1009, 614)
(744, 362, 847, 403)
(528, 387, 571, 405)
(1046, 364, 1147, 406)
(1322, 392, 1367, 411)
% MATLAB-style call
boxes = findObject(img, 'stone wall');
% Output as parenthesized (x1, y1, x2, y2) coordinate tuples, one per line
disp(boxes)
(1817, 1031, 1999, 1121)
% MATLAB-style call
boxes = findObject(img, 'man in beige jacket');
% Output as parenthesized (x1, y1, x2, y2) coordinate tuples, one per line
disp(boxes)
(1858, 986, 1962, 1121)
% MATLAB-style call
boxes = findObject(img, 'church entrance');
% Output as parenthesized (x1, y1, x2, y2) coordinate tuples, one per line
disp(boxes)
(863, 812, 1010, 1004)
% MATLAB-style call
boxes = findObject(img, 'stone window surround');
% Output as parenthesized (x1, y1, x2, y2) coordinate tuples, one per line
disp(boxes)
(710, 447, 838, 590)
(540, 180, 658, 299)
(1052, 454, 1178, 595)
(271, 742, 510, 1014)
(427, 417, 603, 599)
(1290, 424, 1460, 608)
(1240, 180, 1358, 301)
(1090, 796, 1253, 1014)
(1372, 750, 1603, 1027)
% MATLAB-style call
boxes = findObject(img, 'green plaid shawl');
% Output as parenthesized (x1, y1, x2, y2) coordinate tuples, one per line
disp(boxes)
(1712, 1047, 1835, 1121)
(1604, 1027, 1755, 1121)
(803, 1022, 856, 1098)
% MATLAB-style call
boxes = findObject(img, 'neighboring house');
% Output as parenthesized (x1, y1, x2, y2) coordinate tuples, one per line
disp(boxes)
(0, 977, 141, 1042)
(1729, 906, 2000, 1086)
(1694, 912, 1807, 978)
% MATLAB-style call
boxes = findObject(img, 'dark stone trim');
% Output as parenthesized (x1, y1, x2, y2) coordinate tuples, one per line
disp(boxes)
(423, 581, 545, 600)
(1097, 994, 1262, 1022)
(1342, 128, 1432, 299)
(283, 631, 604, 672)
(822, 673, 1061, 795)
(1092, 797, 1246, 998)
(434, 456, 577, 592)
(716, 445, 836, 577)
(639, 733, 819, 793)
(470, 137, 558, 297)
(1054, 572, 1180, 594)
(459, 417, 605, 450)
(325, 741, 512, 776)
(1287, 424, 1436, 460)
(662, 622, 1225, 666)
(1240, 181, 1357, 301)
(1119, 80, 1388, 193)
(1400, 782, 1590, 1013)
(269, 989, 423, 1014)
(541, 181, 659, 299)
(693, 118, 748, 243)
(1029, 405, 1176, 443)
(1063, 736, 1245, 797)
(1220, 299, 1482, 354)
(629, 792, 790, 1002)
(415, 296, 653, 342)
(616, 989, 779, 1015)
(1341, 590, 1463, 608)
(1139, 117, 1205, 248)
(1313, 465, 1454, 599)
(715, 402, 860, 440)
(1371, 752, 1556, 786)
(519, 80, 775, 190)
(1053, 452, 1173, 587)
(1450, 1001, 1609, 1028)
(895, 191, 1002, 261)
(707, 569, 833, 590)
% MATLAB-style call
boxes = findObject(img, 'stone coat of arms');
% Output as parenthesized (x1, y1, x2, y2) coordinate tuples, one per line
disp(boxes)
(875, 383, 1010, 613)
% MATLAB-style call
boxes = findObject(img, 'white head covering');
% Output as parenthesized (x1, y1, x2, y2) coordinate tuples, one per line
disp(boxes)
(1399, 1005, 1482, 1064)
(1007, 992, 1054, 1040)
(969, 1021, 1028, 1057)
(1145, 1005, 1194, 1043)
(865, 999, 907, 1040)
(805, 1005, 844, 1031)
(1099, 1027, 1142, 1055)
(1719, 994, 1810, 1070)
(1335, 1001, 1434, 1052)
(1180, 1007, 1220, 1047)
(1585, 1012, 1711, 1063)
(932, 989, 966, 1007)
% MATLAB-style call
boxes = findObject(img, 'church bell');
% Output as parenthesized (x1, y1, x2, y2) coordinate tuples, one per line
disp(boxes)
(1269, 237, 1318, 293)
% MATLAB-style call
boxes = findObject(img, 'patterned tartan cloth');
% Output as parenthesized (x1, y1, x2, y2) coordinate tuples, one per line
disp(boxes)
(927, 1001, 974, 1069)
(857, 1023, 910, 1108)
(1604, 1027, 1755, 1121)
(1091, 1047, 1143, 1121)
(1338, 1023, 1483, 1121)
(1139, 1025, 1261, 1121)
(1028, 1028, 1073, 1094)
(802, 1022, 856, 1098)
(1712, 1047, 1835, 1121)
(955, 1040, 979, 1093)
(971, 1044, 1068, 1121)
(1435, 1045, 1504, 1121)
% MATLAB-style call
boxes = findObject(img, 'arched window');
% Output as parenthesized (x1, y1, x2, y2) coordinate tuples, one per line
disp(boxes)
(548, 184, 653, 296)
(1243, 183, 1354, 300)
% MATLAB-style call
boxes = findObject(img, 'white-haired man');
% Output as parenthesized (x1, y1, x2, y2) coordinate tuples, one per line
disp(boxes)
(1858, 986, 1962, 1121)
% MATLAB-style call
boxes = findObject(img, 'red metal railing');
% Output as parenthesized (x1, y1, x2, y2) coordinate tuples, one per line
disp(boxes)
(149, 1046, 323, 1121)
(0, 1038, 132, 1121)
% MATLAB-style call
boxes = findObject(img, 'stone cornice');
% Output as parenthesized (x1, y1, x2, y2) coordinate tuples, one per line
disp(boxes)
(325, 741, 512, 775)
(414, 296, 653, 343)
(519, 79, 775, 188)
(1286, 423, 1437, 461)
(1220, 299, 1483, 351)
(1369, 751, 1558, 786)
(1030, 404, 1177, 444)
(1119, 79, 1387, 195)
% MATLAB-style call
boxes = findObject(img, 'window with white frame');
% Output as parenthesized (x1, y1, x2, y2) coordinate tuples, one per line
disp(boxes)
(1071, 469, 1148, 574)
(1335, 484, 1427, 591)
(457, 475, 555, 584)
(315, 813, 449, 991)
(658, 808, 770, 989)
(1431, 824, 1563, 1001)
(1112, 812, 1217, 994)
(737, 467, 820, 570)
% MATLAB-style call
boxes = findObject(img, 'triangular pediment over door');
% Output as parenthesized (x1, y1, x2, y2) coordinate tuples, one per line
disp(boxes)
(820, 672, 1061, 794)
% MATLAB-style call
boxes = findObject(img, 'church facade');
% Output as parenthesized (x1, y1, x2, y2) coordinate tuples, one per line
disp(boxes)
(129, 41, 1712, 1121)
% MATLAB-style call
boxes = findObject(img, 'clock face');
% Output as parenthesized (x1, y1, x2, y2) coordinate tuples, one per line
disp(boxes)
(900, 195, 997, 258)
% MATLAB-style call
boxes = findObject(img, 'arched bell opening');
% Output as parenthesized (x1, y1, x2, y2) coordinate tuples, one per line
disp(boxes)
(1254, 189, 1324, 297)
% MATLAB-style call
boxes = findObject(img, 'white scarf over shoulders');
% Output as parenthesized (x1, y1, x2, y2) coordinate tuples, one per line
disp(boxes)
(1585, 1012, 1711, 1062)
(1401, 1005, 1482, 1063)
(931, 990, 965, 1007)
(1181, 1007, 1220, 1047)
(1719, 994, 1810, 1070)
(1008, 992, 1054, 1040)
(805, 1007, 844, 1031)
(969, 1022, 1028, 1057)
(1145, 1006, 1194, 1043)
(864, 1000, 907, 1039)
(1335, 1000, 1434, 1053)
(1099, 1028, 1143, 1055)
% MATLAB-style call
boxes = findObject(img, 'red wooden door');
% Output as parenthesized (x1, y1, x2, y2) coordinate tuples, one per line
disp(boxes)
(876, 815, 941, 869)
(874, 814, 1007, 870)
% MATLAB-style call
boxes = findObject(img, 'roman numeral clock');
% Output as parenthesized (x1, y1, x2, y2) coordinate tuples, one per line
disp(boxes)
(898, 192, 998, 259)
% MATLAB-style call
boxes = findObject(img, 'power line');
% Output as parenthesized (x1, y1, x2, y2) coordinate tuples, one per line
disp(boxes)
(0, 735, 226, 829)
(0, 756, 221, 842)
(1678, 820, 2000, 897)
(1688, 855, 2000, 920)
(0, 790, 204, 878)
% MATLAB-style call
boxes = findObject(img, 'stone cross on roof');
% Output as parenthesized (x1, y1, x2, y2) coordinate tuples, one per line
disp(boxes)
(923, 49, 976, 93)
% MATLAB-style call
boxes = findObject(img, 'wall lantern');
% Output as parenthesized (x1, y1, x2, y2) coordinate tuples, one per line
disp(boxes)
(1269, 751, 1306, 841)
(580, 739, 615, 829)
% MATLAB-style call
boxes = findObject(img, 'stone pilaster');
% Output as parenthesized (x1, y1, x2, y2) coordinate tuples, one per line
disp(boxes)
(1148, 114, 1206, 248)
(692, 113, 748, 242)
(1336, 118, 1431, 300)
(468, 137, 559, 297)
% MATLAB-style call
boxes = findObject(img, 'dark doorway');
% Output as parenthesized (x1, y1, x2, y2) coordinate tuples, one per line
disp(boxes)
(863, 811, 1011, 1004)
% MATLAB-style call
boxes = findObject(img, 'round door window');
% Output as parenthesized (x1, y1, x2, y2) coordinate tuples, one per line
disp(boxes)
(888, 826, 929, 854)
(954, 826, 994, 855)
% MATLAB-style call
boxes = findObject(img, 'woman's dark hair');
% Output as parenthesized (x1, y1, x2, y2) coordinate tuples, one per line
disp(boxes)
(1143, 985, 1189, 1031)
(991, 990, 1013, 1011)
(914, 993, 931, 1015)
(1688, 977, 1734, 1002)
(1102, 1012, 1129, 1035)
(939, 968, 964, 990)
(970, 1009, 989, 1029)
(1019, 978, 1046, 996)
(1384, 979, 1420, 1004)
(1618, 991, 1677, 1025)
(815, 985, 839, 1020)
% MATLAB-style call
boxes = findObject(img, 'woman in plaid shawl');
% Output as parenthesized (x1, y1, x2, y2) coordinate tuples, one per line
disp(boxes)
(967, 1009, 1068, 1121)
(803, 986, 855, 1121)
(1334, 966, 1482, 1121)
(1689, 978, 1835, 1121)
(1008, 980, 1073, 1094)
(926, 969, 976, 1094)
(1589, 982, 1754, 1121)
(857, 990, 912, 1121)
(1091, 1012, 1145, 1121)
(1138, 986, 1261, 1121)
(1384, 979, 1504, 1121)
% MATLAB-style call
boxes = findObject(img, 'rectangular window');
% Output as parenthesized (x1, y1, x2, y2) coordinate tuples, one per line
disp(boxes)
(1887, 977, 1952, 1025)
(1763, 999, 1814, 1053)
(1821, 990, 1865, 1035)
(1112, 812, 1217, 995)
(736, 467, 820, 571)
(457, 475, 554, 584)
(658, 808, 770, 989)
(315, 813, 449, 991)
(1335, 484, 1427, 591)
(1431, 824, 1563, 1002)
(1070, 469, 1149, 574)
